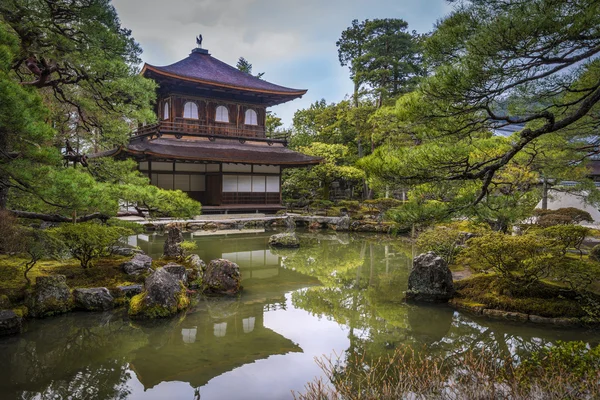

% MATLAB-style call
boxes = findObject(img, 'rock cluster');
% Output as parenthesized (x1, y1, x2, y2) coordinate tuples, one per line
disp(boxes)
(406, 252, 455, 303)
(269, 232, 300, 248)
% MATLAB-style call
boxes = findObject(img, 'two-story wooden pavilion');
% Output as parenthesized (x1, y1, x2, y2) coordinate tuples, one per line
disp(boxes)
(96, 41, 320, 213)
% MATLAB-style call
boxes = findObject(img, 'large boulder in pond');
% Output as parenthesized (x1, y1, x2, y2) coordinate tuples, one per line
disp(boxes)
(202, 259, 241, 295)
(121, 254, 153, 275)
(406, 252, 455, 303)
(27, 275, 72, 318)
(269, 232, 300, 248)
(163, 227, 184, 258)
(73, 287, 114, 311)
(128, 268, 189, 319)
(0, 310, 22, 336)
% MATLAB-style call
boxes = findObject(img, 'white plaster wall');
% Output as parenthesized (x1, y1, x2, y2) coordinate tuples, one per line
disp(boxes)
(534, 190, 600, 223)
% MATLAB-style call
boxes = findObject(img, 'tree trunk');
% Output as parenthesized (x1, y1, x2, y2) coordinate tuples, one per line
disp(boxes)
(8, 210, 108, 223)
(541, 178, 548, 210)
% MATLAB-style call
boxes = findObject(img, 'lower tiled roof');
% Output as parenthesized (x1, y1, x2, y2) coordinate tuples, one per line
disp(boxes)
(91, 137, 321, 167)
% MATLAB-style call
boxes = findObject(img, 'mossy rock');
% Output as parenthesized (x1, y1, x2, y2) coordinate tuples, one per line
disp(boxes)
(268, 232, 300, 248)
(26, 275, 72, 318)
(128, 268, 190, 319)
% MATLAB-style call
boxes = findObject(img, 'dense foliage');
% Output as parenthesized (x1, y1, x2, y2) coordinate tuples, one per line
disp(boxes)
(0, 0, 200, 220)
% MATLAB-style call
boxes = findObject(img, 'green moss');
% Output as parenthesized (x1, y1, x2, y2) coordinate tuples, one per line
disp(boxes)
(128, 284, 190, 319)
(11, 305, 28, 318)
(454, 274, 593, 318)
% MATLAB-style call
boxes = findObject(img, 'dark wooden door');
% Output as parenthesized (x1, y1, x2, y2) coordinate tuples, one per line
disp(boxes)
(205, 174, 222, 205)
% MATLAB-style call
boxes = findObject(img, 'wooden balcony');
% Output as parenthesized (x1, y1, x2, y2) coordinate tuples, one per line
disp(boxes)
(133, 120, 288, 141)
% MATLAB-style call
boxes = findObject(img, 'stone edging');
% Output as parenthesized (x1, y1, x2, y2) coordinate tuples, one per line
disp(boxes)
(448, 298, 584, 327)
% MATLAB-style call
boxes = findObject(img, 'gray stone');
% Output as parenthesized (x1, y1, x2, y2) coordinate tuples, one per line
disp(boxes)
(0, 310, 21, 336)
(331, 216, 351, 231)
(406, 252, 455, 303)
(110, 246, 144, 257)
(163, 227, 184, 258)
(164, 263, 187, 284)
(269, 232, 300, 248)
(187, 254, 206, 272)
(129, 267, 189, 319)
(116, 284, 143, 298)
(285, 216, 296, 231)
(27, 275, 72, 317)
(121, 254, 153, 275)
(202, 259, 241, 295)
(73, 287, 114, 311)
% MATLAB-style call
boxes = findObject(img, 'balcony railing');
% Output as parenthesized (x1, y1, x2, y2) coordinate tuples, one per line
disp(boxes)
(132, 120, 289, 141)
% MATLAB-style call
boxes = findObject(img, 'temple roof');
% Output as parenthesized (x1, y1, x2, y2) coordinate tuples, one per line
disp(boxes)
(142, 49, 307, 98)
(93, 137, 321, 167)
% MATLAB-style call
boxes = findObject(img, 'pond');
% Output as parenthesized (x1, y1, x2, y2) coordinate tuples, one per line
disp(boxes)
(0, 230, 597, 399)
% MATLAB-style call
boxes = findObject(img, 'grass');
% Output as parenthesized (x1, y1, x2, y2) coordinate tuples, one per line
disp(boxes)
(453, 274, 594, 318)
(294, 341, 600, 400)
(0, 254, 144, 304)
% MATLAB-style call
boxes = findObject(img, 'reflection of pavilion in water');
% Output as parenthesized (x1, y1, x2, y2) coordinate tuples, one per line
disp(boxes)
(132, 231, 283, 281)
(127, 232, 317, 390)
(129, 295, 302, 390)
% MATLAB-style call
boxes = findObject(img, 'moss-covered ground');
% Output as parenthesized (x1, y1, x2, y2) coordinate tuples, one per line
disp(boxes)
(0, 254, 145, 304)
(454, 274, 600, 318)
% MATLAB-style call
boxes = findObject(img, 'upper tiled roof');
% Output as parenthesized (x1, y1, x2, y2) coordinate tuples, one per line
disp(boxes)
(142, 49, 307, 96)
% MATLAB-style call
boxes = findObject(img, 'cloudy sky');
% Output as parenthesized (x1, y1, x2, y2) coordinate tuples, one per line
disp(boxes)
(112, 0, 453, 126)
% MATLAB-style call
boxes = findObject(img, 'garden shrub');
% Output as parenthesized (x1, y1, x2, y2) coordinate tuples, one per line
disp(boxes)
(461, 232, 560, 288)
(533, 207, 593, 227)
(363, 198, 403, 215)
(51, 223, 134, 268)
(416, 226, 465, 264)
(337, 200, 360, 213)
(590, 244, 600, 262)
(21, 229, 66, 286)
(180, 240, 197, 258)
(538, 225, 589, 256)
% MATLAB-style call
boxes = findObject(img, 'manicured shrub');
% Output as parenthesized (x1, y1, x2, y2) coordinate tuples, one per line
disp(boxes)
(337, 200, 360, 212)
(180, 240, 197, 258)
(533, 207, 593, 227)
(416, 226, 465, 264)
(590, 244, 600, 262)
(21, 229, 66, 286)
(461, 232, 560, 287)
(538, 225, 589, 256)
(363, 198, 404, 215)
(51, 223, 134, 268)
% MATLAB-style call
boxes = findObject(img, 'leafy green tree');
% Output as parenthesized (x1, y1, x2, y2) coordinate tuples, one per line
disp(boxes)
(283, 142, 364, 201)
(337, 19, 423, 108)
(0, 0, 200, 219)
(362, 0, 600, 207)
(51, 223, 133, 268)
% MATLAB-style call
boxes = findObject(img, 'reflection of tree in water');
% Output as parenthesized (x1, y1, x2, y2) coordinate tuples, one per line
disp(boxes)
(0, 312, 145, 400)
(288, 232, 600, 385)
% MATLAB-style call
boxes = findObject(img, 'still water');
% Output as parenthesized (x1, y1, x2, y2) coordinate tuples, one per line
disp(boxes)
(0, 230, 597, 400)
